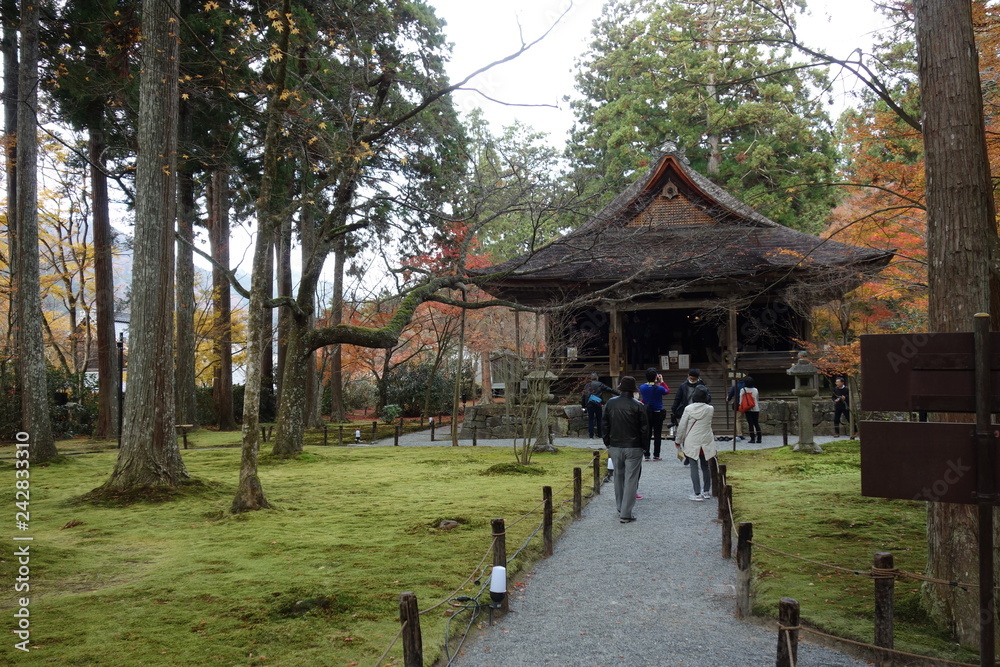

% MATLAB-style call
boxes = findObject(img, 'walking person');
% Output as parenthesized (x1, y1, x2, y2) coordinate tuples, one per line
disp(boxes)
(675, 385, 716, 501)
(671, 368, 711, 426)
(581, 373, 619, 439)
(639, 368, 669, 461)
(832, 377, 851, 438)
(603, 376, 649, 523)
(726, 378, 746, 441)
(738, 376, 762, 443)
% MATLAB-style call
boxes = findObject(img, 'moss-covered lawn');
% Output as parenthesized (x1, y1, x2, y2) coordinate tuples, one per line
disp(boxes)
(721, 440, 979, 665)
(0, 443, 597, 666)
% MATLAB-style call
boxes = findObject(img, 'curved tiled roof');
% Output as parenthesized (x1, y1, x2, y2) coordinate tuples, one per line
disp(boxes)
(474, 151, 893, 305)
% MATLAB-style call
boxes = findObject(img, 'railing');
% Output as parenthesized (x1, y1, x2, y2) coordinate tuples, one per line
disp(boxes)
(373, 451, 607, 667)
(712, 462, 983, 667)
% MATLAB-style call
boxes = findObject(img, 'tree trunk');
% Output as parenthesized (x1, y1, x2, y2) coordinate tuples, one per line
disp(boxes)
(175, 109, 198, 429)
(2, 0, 16, 352)
(90, 108, 120, 439)
(13, 0, 56, 460)
(232, 0, 297, 511)
(328, 235, 346, 422)
(260, 237, 275, 421)
(209, 168, 236, 430)
(101, 0, 187, 489)
(272, 318, 309, 457)
(275, 209, 292, 407)
(299, 173, 319, 429)
(915, 0, 998, 650)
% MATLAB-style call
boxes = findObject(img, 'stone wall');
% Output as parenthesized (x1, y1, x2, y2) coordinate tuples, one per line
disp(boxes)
(755, 397, 853, 436)
(459, 403, 588, 440)
(461, 398, 854, 439)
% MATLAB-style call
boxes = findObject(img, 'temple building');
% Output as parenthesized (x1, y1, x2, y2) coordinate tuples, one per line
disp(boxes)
(475, 150, 892, 428)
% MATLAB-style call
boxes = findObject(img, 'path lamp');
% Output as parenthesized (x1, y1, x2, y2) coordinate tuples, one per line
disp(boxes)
(787, 351, 822, 453)
(488, 565, 506, 624)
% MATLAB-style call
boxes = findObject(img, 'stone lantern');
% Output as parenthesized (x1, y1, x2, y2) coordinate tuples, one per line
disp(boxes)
(527, 370, 559, 452)
(786, 351, 822, 453)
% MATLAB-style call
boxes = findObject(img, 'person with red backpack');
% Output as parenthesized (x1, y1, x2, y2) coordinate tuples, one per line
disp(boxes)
(737, 376, 761, 443)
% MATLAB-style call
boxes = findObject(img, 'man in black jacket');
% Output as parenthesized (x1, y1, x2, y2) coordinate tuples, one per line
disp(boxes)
(603, 376, 649, 523)
(671, 368, 711, 426)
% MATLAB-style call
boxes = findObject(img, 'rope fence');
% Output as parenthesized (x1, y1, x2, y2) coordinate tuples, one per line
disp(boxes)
(373, 450, 606, 667)
(714, 464, 988, 667)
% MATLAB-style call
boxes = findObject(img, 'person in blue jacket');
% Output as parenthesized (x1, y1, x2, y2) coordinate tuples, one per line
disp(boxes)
(638, 368, 669, 461)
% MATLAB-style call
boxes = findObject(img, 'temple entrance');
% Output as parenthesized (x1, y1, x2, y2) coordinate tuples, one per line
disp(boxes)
(622, 309, 722, 373)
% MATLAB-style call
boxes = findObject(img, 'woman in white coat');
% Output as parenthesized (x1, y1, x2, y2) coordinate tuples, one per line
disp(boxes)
(675, 385, 716, 501)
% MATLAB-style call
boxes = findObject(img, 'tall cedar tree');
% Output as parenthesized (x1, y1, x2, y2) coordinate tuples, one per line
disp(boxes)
(98, 0, 188, 490)
(14, 0, 57, 459)
(915, 0, 1000, 651)
(570, 0, 839, 232)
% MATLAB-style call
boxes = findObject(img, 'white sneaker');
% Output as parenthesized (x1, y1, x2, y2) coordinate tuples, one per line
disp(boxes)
(701, 491, 712, 499)
(687, 494, 705, 501)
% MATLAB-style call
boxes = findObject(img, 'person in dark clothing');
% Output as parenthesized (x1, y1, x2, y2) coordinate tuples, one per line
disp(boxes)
(603, 376, 649, 523)
(671, 368, 711, 426)
(832, 377, 850, 437)
(638, 367, 669, 461)
(582, 373, 619, 439)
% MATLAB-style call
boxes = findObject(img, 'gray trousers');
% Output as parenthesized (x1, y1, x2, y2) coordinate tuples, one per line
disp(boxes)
(610, 446, 644, 520)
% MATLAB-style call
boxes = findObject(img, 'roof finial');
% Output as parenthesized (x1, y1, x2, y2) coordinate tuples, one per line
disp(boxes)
(655, 140, 689, 164)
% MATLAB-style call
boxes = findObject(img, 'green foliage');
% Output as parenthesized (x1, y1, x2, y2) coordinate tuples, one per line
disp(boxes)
(384, 362, 453, 417)
(380, 403, 402, 423)
(570, 0, 840, 232)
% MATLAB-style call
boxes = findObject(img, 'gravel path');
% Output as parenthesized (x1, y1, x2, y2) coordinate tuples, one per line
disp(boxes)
(372, 433, 872, 667)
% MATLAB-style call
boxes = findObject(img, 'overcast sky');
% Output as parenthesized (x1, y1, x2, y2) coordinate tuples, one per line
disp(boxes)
(428, 0, 890, 147)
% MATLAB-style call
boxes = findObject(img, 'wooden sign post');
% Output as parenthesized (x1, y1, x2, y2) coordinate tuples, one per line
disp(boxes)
(860, 314, 996, 666)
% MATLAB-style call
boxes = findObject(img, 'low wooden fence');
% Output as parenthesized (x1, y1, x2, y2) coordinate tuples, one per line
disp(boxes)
(374, 451, 605, 667)
(713, 463, 983, 667)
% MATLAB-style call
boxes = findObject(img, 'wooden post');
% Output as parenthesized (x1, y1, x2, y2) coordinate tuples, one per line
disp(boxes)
(782, 422, 788, 447)
(573, 468, 582, 519)
(323, 425, 328, 446)
(873, 552, 895, 667)
(371, 420, 377, 443)
(398, 591, 422, 667)
(722, 485, 733, 559)
(182, 428, 188, 449)
(776, 597, 799, 667)
(491, 518, 509, 613)
(430, 418, 435, 441)
(717, 464, 727, 521)
(260, 426, 267, 443)
(736, 522, 753, 618)
(394, 424, 401, 447)
(543, 486, 553, 557)
(473, 426, 477, 447)
(338, 424, 344, 446)
(592, 450, 601, 495)
(709, 457, 720, 497)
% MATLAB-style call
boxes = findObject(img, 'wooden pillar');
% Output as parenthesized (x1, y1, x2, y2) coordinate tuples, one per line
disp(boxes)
(736, 522, 753, 618)
(543, 486, 553, 557)
(609, 305, 622, 380)
(573, 468, 582, 519)
(776, 598, 799, 667)
(398, 591, 422, 667)
(874, 552, 895, 667)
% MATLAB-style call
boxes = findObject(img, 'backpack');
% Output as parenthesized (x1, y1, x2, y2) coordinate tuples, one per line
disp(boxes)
(738, 389, 756, 413)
